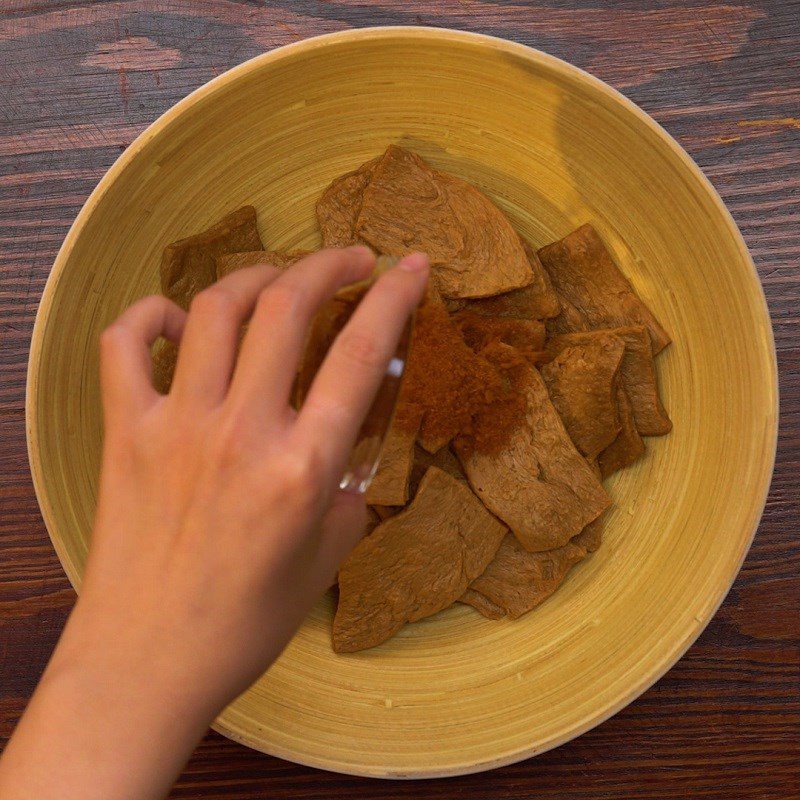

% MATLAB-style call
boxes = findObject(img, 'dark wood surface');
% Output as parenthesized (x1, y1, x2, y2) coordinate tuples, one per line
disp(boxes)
(1, 2, 798, 798)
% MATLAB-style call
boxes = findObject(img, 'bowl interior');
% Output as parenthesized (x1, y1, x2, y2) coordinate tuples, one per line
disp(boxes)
(28, 28, 776, 778)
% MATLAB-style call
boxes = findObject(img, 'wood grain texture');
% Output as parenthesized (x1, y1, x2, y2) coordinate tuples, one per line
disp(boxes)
(0, 2, 798, 798)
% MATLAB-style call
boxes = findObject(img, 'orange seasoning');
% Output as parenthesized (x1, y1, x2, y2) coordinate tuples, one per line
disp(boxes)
(453, 310, 549, 367)
(461, 341, 530, 457)
(454, 311, 544, 350)
(395, 296, 497, 450)
(396, 294, 528, 456)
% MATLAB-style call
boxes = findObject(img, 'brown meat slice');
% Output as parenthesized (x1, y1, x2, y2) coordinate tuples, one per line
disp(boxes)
(370, 505, 401, 521)
(465, 239, 560, 319)
(539, 332, 626, 459)
(365, 403, 423, 506)
(160, 206, 263, 309)
(151, 338, 179, 394)
(454, 343, 610, 552)
(453, 311, 547, 355)
(538, 224, 671, 354)
(333, 467, 507, 652)
(521, 238, 562, 318)
(407, 444, 465, 500)
(216, 249, 310, 278)
(399, 287, 503, 454)
(443, 298, 467, 313)
(598, 386, 646, 478)
(574, 515, 604, 552)
(365, 506, 382, 532)
(462, 511, 603, 619)
(465, 532, 588, 619)
(316, 157, 380, 248)
(586, 457, 602, 482)
(355, 145, 533, 298)
(459, 588, 505, 620)
(329, 507, 384, 588)
(547, 326, 671, 436)
(610, 326, 671, 435)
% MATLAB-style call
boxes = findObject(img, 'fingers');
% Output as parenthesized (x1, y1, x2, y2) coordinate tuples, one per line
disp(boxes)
(100, 295, 186, 422)
(171, 264, 283, 405)
(228, 246, 375, 415)
(297, 253, 429, 474)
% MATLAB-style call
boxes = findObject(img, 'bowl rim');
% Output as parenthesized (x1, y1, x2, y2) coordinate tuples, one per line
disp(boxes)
(26, 25, 779, 779)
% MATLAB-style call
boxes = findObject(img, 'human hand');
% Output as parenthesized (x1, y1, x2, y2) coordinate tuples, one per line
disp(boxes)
(0, 246, 429, 800)
(86, 245, 428, 699)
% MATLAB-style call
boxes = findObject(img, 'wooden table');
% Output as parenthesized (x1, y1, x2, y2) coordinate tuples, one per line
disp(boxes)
(1, 2, 797, 798)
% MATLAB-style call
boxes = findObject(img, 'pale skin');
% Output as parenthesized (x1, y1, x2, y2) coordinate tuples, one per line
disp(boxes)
(0, 246, 430, 800)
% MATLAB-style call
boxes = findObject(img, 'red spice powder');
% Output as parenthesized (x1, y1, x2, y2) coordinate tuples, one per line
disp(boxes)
(453, 310, 549, 367)
(396, 296, 528, 455)
(458, 340, 530, 457)
(396, 297, 497, 447)
(296, 288, 534, 457)
(453, 311, 545, 352)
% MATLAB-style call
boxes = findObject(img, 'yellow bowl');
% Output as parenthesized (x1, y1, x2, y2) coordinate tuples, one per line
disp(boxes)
(27, 28, 777, 778)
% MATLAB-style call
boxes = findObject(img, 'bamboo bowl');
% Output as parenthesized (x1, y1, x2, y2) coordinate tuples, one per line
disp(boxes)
(27, 28, 777, 778)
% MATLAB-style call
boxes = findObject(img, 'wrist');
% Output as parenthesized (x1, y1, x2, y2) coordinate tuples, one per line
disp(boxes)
(0, 595, 221, 800)
(49, 592, 225, 733)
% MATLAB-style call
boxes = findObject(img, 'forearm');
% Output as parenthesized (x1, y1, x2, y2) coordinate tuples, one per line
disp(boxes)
(0, 597, 221, 800)
(0, 251, 427, 798)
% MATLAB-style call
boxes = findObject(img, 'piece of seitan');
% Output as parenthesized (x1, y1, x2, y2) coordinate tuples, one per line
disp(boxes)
(333, 467, 507, 652)
(329, 507, 384, 588)
(465, 239, 560, 319)
(462, 511, 604, 620)
(160, 206, 263, 309)
(407, 443, 465, 499)
(399, 287, 503, 454)
(316, 157, 381, 248)
(539, 332, 626, 459)
(597, 386, 646, 478)
(454, 343, 610, 552)
(463, 532, 588, 619)
(355, 145, 533, 298)
(459, 588, 505, 620)
(538, 224, 671, 354)
(575, 514, 604, 553)
(365, 403, 423, 506)
(370, 505, 402, 521)
(216, 249, 310, 279)
(364, 506, 382, 532)
(454, 311, 547, 356)
(151, 338, 179, 394)
(547, 326, 671, 436)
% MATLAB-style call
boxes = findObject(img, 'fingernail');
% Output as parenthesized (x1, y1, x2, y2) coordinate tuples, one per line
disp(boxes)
(397, 252, 429, 272)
